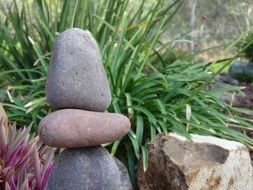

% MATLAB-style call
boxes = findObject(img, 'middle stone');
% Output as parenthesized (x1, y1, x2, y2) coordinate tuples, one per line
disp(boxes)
(39, 109, 131, 148)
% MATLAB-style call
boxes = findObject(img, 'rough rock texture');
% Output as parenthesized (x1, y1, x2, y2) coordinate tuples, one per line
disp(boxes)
(46, 146, 121, 190)
(137, 133, 253, 190)
(39, 109, 131, 148)
(46, 28, 111, 112)
(114, 157, 133, 190)
(214, 74, 239, 86)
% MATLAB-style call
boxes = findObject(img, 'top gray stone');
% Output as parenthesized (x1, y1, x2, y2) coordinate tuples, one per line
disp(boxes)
(46, 28, 111, 112)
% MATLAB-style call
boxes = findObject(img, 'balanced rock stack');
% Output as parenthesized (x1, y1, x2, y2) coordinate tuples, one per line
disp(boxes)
(38, 28, 131, 190)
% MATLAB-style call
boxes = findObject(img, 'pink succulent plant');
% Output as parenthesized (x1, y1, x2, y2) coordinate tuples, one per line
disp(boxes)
(0, 118, 55, 190)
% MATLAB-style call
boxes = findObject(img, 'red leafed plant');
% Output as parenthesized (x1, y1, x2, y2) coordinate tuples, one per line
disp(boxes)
(0, 112, 55, 190)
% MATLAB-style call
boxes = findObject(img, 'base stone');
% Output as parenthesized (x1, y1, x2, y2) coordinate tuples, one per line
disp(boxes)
(46, 146, 121, 190)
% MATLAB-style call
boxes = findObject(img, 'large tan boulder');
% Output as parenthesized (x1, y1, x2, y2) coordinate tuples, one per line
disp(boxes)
(138, 133, 253, 190)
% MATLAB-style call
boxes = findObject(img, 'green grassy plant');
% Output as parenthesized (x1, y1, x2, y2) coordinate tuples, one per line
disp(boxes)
(1, 0, 253, 187)
(235, 31, 253, 61)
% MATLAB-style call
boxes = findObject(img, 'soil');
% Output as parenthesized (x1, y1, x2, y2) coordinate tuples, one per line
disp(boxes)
(232, 83, 253, 111)
(229, 83, 253, 160)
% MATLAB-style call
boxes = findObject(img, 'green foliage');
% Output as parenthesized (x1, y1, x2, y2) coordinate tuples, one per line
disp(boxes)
(1, 0, 253, 187)
(236, 31, 253, 61)
(229, 60, 253, 82)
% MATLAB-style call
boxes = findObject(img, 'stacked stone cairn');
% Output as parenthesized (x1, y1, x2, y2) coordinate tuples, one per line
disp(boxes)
(38, 28, 132, 190)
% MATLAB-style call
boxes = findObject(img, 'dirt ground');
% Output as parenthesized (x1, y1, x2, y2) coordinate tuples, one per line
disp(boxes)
(230, 83, 253, 159)
(232, 84, 253, 110)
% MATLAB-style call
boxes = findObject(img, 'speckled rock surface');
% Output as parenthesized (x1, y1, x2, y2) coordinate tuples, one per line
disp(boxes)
(39, 109, 131, 148)
(114, 157, 133, 190)
(46, 146, 121, 190)
(137, 133, 253, 190)
(46, 28, 111, 112)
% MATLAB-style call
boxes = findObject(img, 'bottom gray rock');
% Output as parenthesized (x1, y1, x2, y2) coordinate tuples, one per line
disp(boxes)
(114, 157, 133, 190)
(46, 146, 121, 190)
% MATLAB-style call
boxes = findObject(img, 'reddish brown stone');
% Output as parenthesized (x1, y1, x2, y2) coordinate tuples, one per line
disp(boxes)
(39, 109, 131, 148)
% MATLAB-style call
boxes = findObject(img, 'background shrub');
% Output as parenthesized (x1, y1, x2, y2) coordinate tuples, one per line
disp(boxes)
(235, 31, 253, 61)
(229, 60, 253, 82)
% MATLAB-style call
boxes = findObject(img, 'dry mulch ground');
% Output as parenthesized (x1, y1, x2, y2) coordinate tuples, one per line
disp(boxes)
(230, 83, 253, 160)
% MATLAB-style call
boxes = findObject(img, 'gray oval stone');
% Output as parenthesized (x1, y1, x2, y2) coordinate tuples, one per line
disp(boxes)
(46, 28, 111, 112)
(46, 146, 121, 190)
